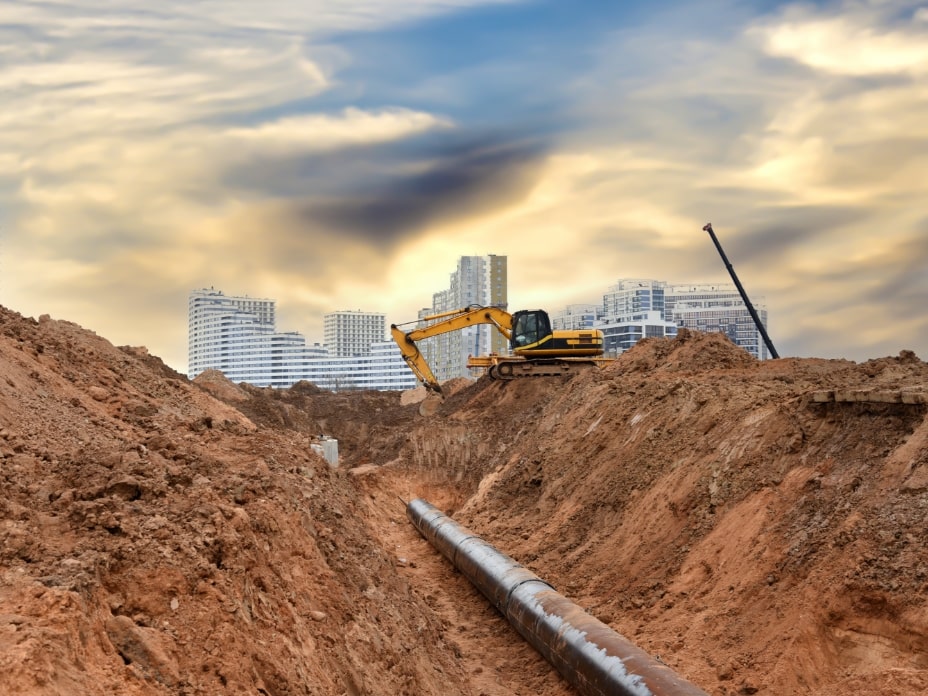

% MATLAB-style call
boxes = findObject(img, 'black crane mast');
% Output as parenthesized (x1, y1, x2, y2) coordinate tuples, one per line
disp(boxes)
(702, 222, 780, 359)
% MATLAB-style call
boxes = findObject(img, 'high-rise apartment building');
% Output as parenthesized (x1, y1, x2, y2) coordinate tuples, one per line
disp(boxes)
(603, 279, 666, 318)
(188, 289, 415, 390)
(416, 255, 508, 383)
(560, 279, 772, 359)
(551, 304, 602, 331)
(323, 311, 386, 357)
(665, 283, 771, 360)
(597, 279, 678, 354)
(188, 289, 281, 383)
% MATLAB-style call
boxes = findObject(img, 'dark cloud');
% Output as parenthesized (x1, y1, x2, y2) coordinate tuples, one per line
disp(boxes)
(772, 230, 928, 359)
(822, 138, 928, 188)
(726, 205, 868, 261)
(225, 130, 549, 254)
(150, 131, 549, 309)
(585, 194, 870, 282)
(307, 136, 546, 243)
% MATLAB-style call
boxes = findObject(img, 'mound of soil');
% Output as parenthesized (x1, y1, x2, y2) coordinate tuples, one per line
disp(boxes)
(0, 307, 466, 695)
(380, 330, 928, 695)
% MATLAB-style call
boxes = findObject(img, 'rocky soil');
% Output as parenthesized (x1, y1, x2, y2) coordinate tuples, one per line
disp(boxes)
(2, 304, 927, 695)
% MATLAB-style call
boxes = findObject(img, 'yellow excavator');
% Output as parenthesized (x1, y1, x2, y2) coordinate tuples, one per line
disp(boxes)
(390, 305, 605, 398)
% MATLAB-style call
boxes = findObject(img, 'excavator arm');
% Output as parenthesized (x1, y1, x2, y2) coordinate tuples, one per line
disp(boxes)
(391, 305, 513, 395)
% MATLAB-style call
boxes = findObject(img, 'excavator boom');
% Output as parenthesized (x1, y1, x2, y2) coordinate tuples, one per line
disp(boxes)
(390, 305, 514, 395)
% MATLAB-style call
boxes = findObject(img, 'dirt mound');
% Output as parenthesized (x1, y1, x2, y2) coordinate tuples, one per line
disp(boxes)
(616, 327, 760, 373)
(383, 332, 928, 695)
(400, 385, 429, 405)
(193, 369, 250, 402)
(400, 377, 475, 406)
(0, 306, 468, 695)
(440, 376, 476, 396)
(3, 304, 928, 696)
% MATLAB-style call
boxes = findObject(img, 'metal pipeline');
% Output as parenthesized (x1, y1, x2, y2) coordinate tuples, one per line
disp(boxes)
(407, 498, 708, 696)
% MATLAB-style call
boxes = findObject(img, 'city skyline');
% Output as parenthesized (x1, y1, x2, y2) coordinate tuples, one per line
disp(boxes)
(187, 288, 415, 390)
(194, 271, 773, 376)
(2, 1, 926, 372)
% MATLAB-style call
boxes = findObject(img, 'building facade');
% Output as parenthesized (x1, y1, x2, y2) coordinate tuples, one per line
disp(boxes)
(551, 303, 602, 331)
(597, 279, 678, 355)
(304, 341, 418, 392)
(323, 310, 386, 357)
(188, 288, 278, 384)
(561, 279, 773, 359)
(598, 311, 679, 355)
(664, 283, 771, 360)
(416, 255, 508, 383)
(602, 279, 667, 319)
(188, 289, 415, 390)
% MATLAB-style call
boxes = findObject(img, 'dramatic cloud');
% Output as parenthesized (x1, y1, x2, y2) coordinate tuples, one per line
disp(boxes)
(1, 1, 517, 365)
(1, 0, 926, 369)
(304, 135, 546, 241)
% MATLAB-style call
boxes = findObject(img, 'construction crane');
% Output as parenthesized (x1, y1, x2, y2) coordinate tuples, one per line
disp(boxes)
(702, 222, 779, 359)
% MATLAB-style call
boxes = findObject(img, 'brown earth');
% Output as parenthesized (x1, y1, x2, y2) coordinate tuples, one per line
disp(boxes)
(1, 304, 927, 695)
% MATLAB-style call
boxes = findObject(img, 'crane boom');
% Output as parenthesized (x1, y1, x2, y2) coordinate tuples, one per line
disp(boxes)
(702, 222, 779, 359)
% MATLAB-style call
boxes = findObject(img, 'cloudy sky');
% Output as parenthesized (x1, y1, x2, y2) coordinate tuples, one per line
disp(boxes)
(2, 0, 927, 371)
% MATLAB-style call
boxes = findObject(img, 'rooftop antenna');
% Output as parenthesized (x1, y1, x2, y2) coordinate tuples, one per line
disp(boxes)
(702, 222, 780, 359)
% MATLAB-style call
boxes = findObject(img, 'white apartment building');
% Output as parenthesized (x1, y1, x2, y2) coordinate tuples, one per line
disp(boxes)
(551, 303, 602, 331)
(188, 289, 415, 390)
(304, 341, 417, 391)
(416, 255, 508, 383)
(188, 289, 278, 383)
(323, 310, 386, 357)
(603, 279, 666, 317)
(665, 283, 771, 360)
(597, 279, 678, 355)
(580, 279, 771, 359)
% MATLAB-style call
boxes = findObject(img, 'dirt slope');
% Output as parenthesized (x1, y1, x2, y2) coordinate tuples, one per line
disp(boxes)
(2, 305, 927, 695)
(377, 330, 928, 695)
(0, 307, 469, 695)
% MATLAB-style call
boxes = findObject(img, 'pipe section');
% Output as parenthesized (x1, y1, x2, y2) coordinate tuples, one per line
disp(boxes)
(407, 498, 708, 696)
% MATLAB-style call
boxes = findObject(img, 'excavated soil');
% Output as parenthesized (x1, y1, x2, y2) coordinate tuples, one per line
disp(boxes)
(2, 304, 927, 695)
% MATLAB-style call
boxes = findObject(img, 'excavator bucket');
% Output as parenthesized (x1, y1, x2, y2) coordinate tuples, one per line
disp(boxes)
(418, 393, 444, 417)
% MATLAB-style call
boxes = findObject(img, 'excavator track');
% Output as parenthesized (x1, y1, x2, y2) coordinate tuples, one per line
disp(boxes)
(487, 359, 601, 381)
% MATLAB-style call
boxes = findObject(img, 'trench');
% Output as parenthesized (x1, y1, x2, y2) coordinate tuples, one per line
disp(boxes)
(406, 497, 709, 696)
(291, 363, 928, 695)
(354, 465, 579, 696)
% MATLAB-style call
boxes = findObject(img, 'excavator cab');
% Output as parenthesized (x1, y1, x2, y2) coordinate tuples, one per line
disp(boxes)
(510, 310, 553, 349)
(510, 309, 603, 357)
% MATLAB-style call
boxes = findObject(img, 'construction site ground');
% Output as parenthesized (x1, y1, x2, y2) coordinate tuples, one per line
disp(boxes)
(1, 304, 927, 695)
